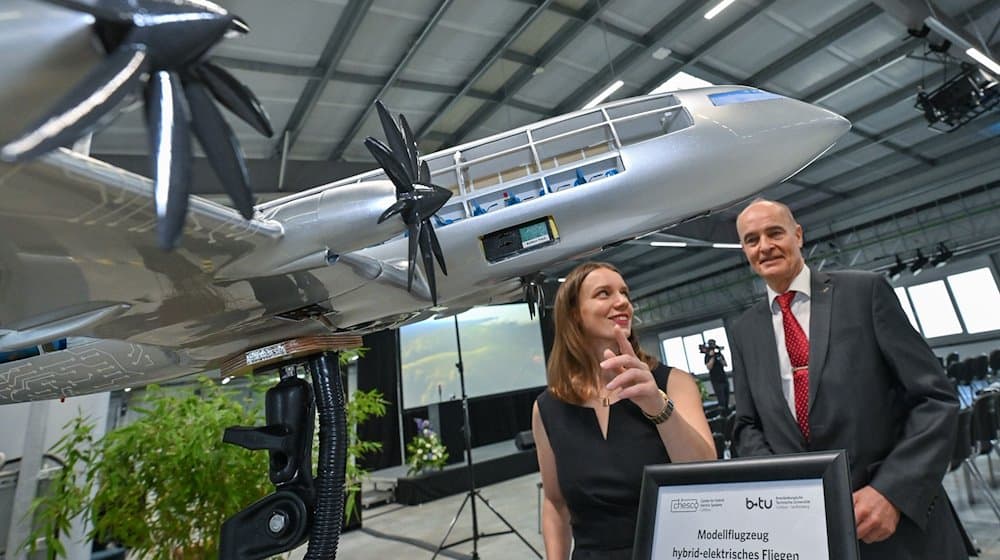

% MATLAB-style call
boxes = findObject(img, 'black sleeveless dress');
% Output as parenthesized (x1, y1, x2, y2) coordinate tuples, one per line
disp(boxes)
(536, 364, 673, 559)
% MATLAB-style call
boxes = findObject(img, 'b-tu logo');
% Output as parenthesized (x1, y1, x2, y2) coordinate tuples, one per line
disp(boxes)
(745, 497, 773, 510)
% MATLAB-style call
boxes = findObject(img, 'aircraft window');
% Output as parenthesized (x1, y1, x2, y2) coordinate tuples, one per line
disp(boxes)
(612, 108, 692, 146)
(947, 267, 1000, 333)
(457, 132, 537, 192)
(423, 153, 462, 196)
(534, 113, 616, 170)
(604, 95, 680, 120)
(543, 157, 623, 193)
(534, 111, 605, 141)
(708, 89, 784, 106)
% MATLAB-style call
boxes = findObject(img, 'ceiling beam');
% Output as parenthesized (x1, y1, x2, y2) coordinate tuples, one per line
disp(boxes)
(214, 56, 550, 118)
(438, 0, 614, 146)
(327, 0, 454, 161)
(746, 3, 883, 86)
(803, 38, 918, 103)
(413, 1, 555, 141)
(272, 0, 374, 159)
(634, 0, 778, 96)
(546, 0, 708, 117)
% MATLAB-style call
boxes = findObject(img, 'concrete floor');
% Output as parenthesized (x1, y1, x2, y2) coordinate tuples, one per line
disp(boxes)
(290, 452, 1000, 559)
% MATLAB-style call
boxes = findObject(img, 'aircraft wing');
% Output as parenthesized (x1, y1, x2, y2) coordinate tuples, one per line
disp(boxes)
(0, 148, 283, 333)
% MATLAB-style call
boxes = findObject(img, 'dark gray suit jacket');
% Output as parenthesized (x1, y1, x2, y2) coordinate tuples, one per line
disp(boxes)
(732, 270, 966, 559)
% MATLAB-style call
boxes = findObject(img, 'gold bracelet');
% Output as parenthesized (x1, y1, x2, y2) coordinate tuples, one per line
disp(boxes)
(643, 390, 674, 425)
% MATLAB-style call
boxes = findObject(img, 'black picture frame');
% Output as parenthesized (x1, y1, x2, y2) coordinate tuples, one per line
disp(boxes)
(632, 450, 858, 560)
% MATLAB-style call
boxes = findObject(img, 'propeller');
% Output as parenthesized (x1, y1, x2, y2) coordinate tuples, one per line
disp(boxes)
(0, 0, 273, 249)
(364, 101, 451, 305)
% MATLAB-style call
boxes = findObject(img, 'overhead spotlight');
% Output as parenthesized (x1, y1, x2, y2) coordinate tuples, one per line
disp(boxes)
(888, 255, 907, 281)
(910, 249, 929, 276)
(931, 242, 953, 268)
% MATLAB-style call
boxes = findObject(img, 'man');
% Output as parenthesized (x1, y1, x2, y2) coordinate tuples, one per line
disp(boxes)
(703, 339, 729, 411)
(730, 199, 966, 558)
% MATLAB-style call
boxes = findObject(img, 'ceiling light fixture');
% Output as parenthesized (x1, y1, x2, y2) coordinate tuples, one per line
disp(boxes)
(582, 80, 625, 110)
(650, 241, 688, 247)
(888, 255, 906, 281)
(652, 47, 672, 61)
(712, 243, 742, 249)
(704, 0, 736, 20)
(910, 249, 929, 276)
(931, 242, 953, 268)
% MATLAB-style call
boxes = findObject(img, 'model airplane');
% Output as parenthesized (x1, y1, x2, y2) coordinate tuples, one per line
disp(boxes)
(0, 1, 850, 406)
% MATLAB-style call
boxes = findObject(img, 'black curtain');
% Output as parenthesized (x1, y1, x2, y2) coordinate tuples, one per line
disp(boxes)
(356, 329, 402, 471)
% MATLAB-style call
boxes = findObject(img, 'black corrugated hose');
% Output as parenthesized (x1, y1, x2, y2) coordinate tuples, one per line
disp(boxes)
(305, 352, 347, 559)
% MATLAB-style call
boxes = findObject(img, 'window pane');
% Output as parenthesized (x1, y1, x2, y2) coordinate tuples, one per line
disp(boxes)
(702, 327, 733, 372)
(907, 281, 962, 338)
(947, 268, 1000, 334)
(683, 334, 707, 374)
(893, 287, 920, 331)
(661, 337, 688, 372)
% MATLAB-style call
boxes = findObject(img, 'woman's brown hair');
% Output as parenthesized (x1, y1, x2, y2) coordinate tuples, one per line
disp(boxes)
(546, 262, 658, 404)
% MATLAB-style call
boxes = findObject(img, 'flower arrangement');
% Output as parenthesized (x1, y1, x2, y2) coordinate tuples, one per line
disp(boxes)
(405, 418, 449, 475)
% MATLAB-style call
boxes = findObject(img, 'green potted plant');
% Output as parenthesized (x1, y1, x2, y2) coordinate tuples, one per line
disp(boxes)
(23, 356, 389, 557)
(24, 378, 273, 559)
(342, 388, 388, 531)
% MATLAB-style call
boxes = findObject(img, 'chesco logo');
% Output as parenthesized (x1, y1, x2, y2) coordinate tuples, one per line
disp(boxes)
(745, 497, 773, 510)
(670, 499, 699, 512)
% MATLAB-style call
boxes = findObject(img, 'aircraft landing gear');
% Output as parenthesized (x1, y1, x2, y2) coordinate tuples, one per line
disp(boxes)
(218, 336, 361, 560)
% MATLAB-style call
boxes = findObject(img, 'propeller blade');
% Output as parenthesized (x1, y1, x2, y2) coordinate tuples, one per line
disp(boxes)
(374, 101, 413, 182)
(364, 137, 414, 195)
(377, 198, 409, 224)
(1, 45, 148, 162)
(197, 62, 273, 137)
(147, 71, 193, 249)
(406, 222, 420, 293)
(418, 159, 431, 185)
(229, 16, 250, 35)
(399, 113, 420, 180)
(418, 225, 439, 306)
(426, 224, 448, 276)
(185, 80, 254, 219)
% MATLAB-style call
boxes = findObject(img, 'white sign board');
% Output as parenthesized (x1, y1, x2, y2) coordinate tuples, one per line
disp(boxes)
(651, 479, 828, 560)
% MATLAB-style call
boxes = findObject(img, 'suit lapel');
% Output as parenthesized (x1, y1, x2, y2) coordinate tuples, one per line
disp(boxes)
(808, 271, 833, 410)
(752, 300, 801, 443)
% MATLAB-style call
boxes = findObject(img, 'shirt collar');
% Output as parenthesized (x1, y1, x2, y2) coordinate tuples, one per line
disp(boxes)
(767, 265, 811, 311)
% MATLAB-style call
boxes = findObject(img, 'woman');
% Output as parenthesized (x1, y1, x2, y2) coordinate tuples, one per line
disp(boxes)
(532, 262, 715, 559)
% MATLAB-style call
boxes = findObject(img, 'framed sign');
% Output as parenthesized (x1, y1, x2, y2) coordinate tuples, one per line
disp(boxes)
(633, 450, 858, 560)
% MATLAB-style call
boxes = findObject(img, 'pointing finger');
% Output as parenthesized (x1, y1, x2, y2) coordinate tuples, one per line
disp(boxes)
(614, 326, 636, 359)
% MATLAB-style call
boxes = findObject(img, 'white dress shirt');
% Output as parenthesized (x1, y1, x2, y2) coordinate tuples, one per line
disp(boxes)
(765, 265, 812, 417)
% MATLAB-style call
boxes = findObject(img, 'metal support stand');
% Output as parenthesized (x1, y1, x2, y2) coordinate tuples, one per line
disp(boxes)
(220, 350, 348, 560)
(431, 317, 541, 559)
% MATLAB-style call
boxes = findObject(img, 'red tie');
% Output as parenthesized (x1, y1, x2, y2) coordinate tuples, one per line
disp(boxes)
(777, 291, 810, 441)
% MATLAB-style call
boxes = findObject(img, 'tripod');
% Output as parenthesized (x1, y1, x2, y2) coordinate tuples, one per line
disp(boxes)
(431, 316, 541, 559)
